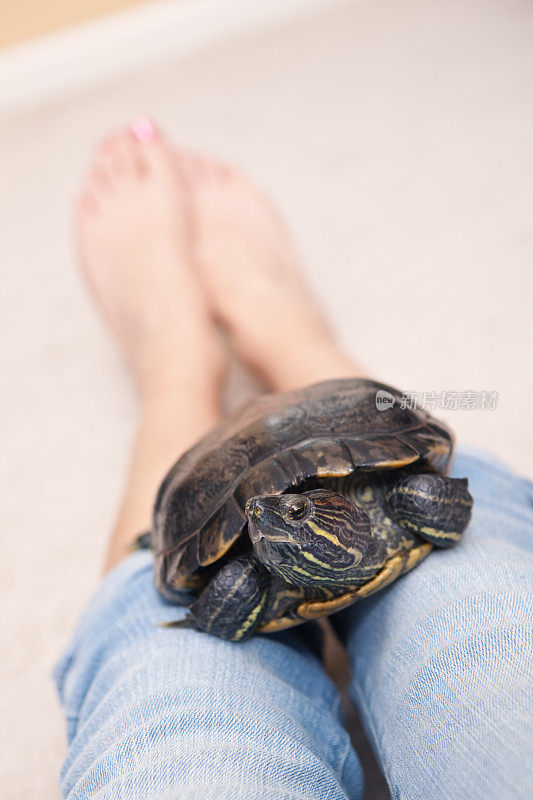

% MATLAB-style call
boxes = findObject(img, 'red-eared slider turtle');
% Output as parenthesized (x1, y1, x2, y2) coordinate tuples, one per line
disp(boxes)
(149, 378, 472, 641)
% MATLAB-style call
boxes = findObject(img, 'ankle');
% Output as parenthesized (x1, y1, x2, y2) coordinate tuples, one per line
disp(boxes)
(139, 362, 221, 411)
(262, 339, 364, 392)
(139, 381, 220, 449)
(132, 325, 223, 395)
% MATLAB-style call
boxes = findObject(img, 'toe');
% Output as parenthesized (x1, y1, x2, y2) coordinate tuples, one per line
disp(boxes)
(118, 135, 143, 177)
(88, 164, 112, 195)
(98, 128, 142, 181)
(216, 162, 233, 180)
(211, 161, 236, 185)
(178, 149, 221, 188)
(98, 128, 124, 152)
(100, 149, 128, 181)
(77, 187, 99, 215)
(128, 118, 171, 174)
(134, 132, 177, 182)
(201, 154, 238, 185)
(88, 129, 127, 193)
(130, 116, 158, 144)
(206, 158, 228, 183)
(199, 154, 228, 184)
(190, 153, 211, 182)
(173, 147, 195, 190)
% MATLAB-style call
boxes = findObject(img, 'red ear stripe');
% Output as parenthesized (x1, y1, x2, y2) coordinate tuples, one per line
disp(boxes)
(315, 494, 342, 509)
(308, 489, 372, 549)
(310, 489, 352, 510)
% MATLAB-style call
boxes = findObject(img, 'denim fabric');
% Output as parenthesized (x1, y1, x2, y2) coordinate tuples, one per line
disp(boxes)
(54, 552, 362, 800)
(54, 448, 533, 799)
(338, 447, 533, 799)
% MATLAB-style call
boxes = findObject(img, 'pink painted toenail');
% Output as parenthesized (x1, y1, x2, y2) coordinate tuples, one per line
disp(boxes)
(131, 117, 156, 142)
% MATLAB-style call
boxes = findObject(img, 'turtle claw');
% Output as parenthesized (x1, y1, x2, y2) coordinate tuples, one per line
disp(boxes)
(132, 530, 152, 550)
(159, 617, 194, 630)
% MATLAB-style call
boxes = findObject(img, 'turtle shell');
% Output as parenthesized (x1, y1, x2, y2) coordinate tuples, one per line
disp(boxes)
(152, 378, 453, 599)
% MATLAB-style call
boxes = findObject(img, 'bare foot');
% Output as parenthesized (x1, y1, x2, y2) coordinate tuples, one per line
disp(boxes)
(75, 122, 225, 401)
(178, 152, 362, 391)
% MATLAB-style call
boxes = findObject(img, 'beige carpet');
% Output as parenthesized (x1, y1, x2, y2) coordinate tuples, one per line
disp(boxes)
(1, 0, 532, 797)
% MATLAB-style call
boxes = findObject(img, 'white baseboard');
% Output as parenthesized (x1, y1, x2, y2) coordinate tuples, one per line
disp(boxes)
(0, 0, 336, 115)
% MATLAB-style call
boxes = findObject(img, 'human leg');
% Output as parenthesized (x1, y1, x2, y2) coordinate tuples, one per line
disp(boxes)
(56, 123, 363, 800)
(75, 122, 224, 571)
(54, 549, 362, 799)
(178, 150, 364, 391)
(186, 152, 533, 799)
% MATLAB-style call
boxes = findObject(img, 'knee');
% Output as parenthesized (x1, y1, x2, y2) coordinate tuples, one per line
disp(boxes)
(343, 537, 532, 799)
(61, 632, 361, 800)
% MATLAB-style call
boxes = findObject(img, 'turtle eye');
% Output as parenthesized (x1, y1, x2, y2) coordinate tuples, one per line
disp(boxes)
(287, 498, 308, 521)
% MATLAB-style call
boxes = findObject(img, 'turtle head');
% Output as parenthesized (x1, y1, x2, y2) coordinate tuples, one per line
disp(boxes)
(246, 489, 372, 588)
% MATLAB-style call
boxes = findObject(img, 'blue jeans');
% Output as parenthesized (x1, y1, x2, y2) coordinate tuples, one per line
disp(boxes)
(54, 448, 533, 799)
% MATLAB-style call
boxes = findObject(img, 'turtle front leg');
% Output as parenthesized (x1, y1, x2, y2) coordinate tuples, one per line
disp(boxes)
(164, 555, 270, 642)
(384, 473, 473, 546)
